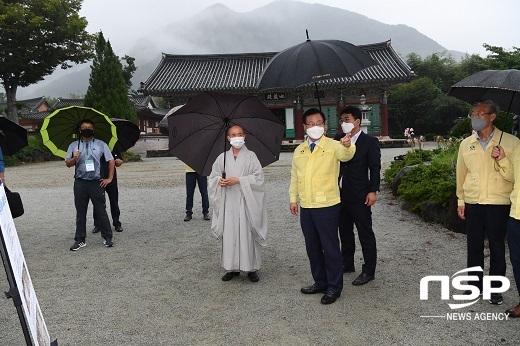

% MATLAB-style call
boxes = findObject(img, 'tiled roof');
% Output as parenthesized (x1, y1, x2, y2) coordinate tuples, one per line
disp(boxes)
(20, 110, 51, 120)
(52, 98, 84, 109)
(317, 41, 413, 88)
(20, 98, 83, 121)
(1, 96, 50, 115)
(137, 107, 170, 119)
(142, 52, 276, 96)
(130, 94, 155, 109)
(19, 96, 48, 111)
(141, 40, 413, 96)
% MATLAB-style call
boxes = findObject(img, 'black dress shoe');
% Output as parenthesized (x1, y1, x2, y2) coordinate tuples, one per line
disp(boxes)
(343, 265, 355, 273)
(352, 273, 374, 286)
(247, 272, 259, 282)
(321, 291, 341, 304)
(505, 303, 520, 317)
(184, 214, 192, 222)
(203, 213, 210, 220)
(221, 272, 240, 281)
(300, 284, 327, 294)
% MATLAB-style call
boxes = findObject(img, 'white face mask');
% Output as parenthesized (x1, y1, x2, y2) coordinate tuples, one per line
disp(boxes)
(306, 126, 325, 140)
(229, 137, 245, 149)
(341, 122, 355, 134)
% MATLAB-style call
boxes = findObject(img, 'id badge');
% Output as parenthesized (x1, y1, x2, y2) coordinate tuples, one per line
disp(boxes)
(85, 159, 95, 172)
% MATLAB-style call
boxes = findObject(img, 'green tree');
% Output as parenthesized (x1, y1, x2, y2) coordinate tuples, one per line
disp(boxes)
(388, 77, 441, 135)
(121, 55, 137, 91)
(406, 52, 459, 93)
(482, 44, 520, 70)
(0, 0, 93, 123)
(84, 32, 137, 122)
(456, 53, 489, 81)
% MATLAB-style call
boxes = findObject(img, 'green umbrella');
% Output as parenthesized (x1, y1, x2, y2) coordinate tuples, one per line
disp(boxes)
(40, 106, 118, 158)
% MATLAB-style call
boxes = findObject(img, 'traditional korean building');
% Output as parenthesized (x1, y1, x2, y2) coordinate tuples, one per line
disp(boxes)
(9, 96, 165, 134)
(130, 94, 169, 133)
(140, 40, 413, 140)
(12, 97, 52, 131)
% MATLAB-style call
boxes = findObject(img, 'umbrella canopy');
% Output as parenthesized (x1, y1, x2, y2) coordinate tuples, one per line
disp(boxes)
(0, 116, 28, 156)
(111, 118, 141, 152)
(447, 69, 520, 114)
(257, 31, 378, 91)
(168, 92, 286, 176)
(40, 106, 117, 159)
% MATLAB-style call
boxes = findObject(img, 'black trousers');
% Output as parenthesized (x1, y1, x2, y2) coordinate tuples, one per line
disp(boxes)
(339, 201, 377, 275)
(465, 203, 508, 289)
(94, 176, 121, 227)
(507, 217, 520, 296)
(185, 172, 209, 214)
(74, 179, 112, 242)
(300, 204, 343, 294)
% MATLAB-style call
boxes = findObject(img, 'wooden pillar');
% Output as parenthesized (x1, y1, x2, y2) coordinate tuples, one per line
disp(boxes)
(380, 91, 389, 137)
(294, 97, 304, 140)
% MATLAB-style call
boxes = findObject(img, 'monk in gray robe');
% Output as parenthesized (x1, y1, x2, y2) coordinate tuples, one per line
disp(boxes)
(208, 125, 268, 283)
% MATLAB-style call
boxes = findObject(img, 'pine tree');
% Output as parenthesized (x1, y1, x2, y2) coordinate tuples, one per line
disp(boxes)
(84, 32, 137, 122)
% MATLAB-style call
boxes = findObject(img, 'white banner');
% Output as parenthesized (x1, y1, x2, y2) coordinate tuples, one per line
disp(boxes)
(0, 181, 52, 346)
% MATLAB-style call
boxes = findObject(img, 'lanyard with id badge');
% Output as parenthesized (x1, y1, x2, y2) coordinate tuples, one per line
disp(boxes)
(84, 141, 95, 173)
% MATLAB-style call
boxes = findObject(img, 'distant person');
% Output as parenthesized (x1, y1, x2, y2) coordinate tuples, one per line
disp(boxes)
(456, 100, 520, 304)
(66, 119, 115, 251)
(208, 125, 267, 283)
(289, 108, 356, 305)
(184, 164, 210, 222)
(334, 106, 381, 286)
(93, 145, 124, 233)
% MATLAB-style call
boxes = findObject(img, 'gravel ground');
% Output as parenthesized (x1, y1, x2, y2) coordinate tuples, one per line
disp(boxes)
(1, 141, 518, 345)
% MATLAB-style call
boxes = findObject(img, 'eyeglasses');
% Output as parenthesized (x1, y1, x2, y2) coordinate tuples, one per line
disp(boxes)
(468, 111, 491, 118)
(306, 121, 325, 127)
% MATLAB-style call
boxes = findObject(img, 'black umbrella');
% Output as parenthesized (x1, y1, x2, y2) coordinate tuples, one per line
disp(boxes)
(111, 118, 141, 152)
(447, 69, 520, 114)
(257, 30, 378, 108)
(168, 92, 286, 176)
(0, 116, 29, 156)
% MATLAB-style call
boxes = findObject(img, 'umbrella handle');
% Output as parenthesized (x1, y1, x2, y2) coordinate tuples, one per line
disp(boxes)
(222, 172, 226, 179)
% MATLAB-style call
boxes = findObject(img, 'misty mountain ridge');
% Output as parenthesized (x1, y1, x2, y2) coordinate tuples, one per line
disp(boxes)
(16, 0, 464, 99)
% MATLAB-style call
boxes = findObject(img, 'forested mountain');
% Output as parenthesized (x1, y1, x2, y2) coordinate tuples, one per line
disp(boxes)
(17, 1, 460, 98)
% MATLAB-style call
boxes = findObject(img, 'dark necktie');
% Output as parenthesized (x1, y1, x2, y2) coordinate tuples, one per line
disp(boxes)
(310, 142, 316, 153)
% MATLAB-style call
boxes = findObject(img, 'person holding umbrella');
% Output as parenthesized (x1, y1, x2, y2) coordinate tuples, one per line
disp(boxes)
(91, 118, 140, 234)
(208, 125, 267, 283)
(290, 108, 356, 305)
(0, 116, 29, 186)
(66, 119, 116, 251)
(92, 144, 124, 234)
(456, 100, 520, 304)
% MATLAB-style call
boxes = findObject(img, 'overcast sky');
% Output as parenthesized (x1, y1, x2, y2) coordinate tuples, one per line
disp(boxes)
(80, 0, 518, 57)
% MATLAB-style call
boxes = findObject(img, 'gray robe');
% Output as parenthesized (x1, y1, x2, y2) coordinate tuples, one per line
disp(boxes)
(208, 145, 268, 272)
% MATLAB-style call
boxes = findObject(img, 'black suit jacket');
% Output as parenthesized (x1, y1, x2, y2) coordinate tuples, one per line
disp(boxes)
(334, 132, 381, 204)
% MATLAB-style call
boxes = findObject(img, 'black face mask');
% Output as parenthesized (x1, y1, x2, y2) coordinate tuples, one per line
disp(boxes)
(80, 129, 94, 138)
